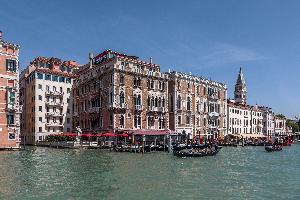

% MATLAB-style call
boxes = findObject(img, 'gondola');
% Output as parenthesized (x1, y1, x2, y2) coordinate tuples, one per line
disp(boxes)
(265, 145, 282, 152)
(174, 145, 222, 158)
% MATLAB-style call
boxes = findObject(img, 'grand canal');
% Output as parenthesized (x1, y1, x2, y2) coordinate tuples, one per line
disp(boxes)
(0, 145, 300, 200)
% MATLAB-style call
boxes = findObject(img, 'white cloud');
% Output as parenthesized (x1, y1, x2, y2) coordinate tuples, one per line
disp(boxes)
(200, 42, 265, 67)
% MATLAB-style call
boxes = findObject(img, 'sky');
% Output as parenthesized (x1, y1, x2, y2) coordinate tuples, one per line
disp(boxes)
(1, 0, 299, 118)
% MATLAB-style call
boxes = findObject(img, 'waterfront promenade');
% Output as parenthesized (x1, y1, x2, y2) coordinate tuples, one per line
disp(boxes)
(1, 145, 299, 200)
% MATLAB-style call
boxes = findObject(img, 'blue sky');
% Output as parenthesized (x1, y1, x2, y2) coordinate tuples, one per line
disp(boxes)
(1, 0, 299, 117)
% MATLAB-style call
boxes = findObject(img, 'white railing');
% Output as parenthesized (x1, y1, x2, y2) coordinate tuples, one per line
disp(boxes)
(135, 105, 142, 110)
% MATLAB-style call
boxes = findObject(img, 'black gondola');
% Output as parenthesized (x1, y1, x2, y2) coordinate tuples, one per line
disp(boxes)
(265, 145, 282, 152)
(174, 145, 222, 157)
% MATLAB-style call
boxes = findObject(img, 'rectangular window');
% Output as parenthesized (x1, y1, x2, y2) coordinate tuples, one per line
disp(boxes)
(38, 84, 42, 90)
(39, 106, 42, 112)
(52, 76, 58, 82)
(39, 117, 42, 122)
(59, 76, 65, 82)
(45, 74, 51, 80)
(8, 133, 16, 140)
(39, 127, 42, 132)
(8, 91, 15, 104)
(7, 114, 14, 124)
(67, 88, 70, 93)
(6, 59, 16, 72)
(53, 86, 56, 92)
(37, 73, 43, 79)
(39, 95, 42, 101)
(66, 78, 71, 83)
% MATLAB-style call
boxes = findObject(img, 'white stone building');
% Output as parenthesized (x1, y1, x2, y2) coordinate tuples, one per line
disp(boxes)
(20, 57, 78, 144)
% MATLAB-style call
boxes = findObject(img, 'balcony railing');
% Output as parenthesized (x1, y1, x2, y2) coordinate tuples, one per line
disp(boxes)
(120, 103, 126, 109)
(45, 122, 63, 127)
(45, 101, 64, 107)
(45, 90, 64, 96)
(135, 105, 142, 110)
(208, 112, 220, 118)
(46, 112, 64, 117)
(88, 107, 100, 113)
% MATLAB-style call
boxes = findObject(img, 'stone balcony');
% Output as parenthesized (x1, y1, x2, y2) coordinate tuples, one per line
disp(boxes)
(45, 101, 64, 107)
(45, 90, 64, 96)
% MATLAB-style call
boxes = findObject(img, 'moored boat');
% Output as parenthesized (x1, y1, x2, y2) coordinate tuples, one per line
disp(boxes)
(174, 145, 222, 158)
(265, 145, 282, 152)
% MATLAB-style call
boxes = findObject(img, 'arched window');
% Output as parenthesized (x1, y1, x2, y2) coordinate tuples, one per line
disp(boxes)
(177, 95, 182, 110)
(120, 91, 125, 104)
(187, 96, 191, 111)
(120, 115, 125, 127)
(137, 95, 141, 105)
(158, 97, 161, 107)
(147, 96, 151, 107)
(151, 96, 154, 107)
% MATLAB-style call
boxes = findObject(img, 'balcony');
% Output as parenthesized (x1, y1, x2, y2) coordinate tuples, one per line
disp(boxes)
(45, 90, 64, 96)
(208, 112, 220, 118)
(7, 103, 18, 111)
(46, 112, 64, 117)
(157, 107, 166, 113)
(120, 103, 126, 109)
(88, 107, 100, 113)
(45, 101, 64, 107)
(148, 106, 154, 111)
(45, 122, 63, 127)
(135, 105, 142, 111)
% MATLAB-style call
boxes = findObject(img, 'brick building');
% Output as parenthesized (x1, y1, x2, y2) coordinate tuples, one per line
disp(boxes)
(167, 71, 227, 140)
(20, 57, 78, 144)
(0, 32, 21, 149)
(72, 50, 169, 134)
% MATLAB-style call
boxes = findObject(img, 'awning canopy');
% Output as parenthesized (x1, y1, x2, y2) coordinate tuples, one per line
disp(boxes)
(101, 133, 116, 137)
(132, 130, 171, 136)
(239, 133, 267, 138)
(117, 133, 129, 137)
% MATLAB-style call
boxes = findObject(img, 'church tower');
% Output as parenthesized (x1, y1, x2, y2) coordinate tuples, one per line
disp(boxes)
(234, 67, 247, 104)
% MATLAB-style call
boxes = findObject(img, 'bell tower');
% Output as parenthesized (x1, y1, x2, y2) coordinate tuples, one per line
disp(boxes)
(234, 67, 247, 104)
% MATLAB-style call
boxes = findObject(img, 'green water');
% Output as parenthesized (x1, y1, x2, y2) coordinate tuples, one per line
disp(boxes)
(0, 145, 300, 200)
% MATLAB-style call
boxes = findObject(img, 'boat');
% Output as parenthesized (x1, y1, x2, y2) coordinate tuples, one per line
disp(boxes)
(174, 145, 222, 158)
(265, 145, 282, 152)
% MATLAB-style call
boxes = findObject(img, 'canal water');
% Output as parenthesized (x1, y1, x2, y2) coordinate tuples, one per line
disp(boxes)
(0, 145, 300, 200)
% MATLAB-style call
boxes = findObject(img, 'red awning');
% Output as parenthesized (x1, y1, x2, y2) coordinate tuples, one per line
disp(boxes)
(117, 133, 129, 137)
(101, 133, 116, 137)
(132, 130, 170, 136)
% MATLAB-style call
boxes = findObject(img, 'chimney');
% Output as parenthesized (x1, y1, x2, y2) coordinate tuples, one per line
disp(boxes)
(89, 52, 94, 68)
(149, 57, 153, 64)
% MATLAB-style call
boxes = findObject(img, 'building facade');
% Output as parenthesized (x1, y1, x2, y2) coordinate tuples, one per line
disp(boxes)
(20, 57, 77, 144)
(227, 67, 263, 136)
(72, 50, 169, 133)
(0, 32, 21, 149)
(274, 115, 287, 136)
(260, 106, 275, 136)
(167, 71, 227, 140)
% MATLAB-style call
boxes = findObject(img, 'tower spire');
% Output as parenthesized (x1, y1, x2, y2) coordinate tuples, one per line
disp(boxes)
(234, 66, 247, 104)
